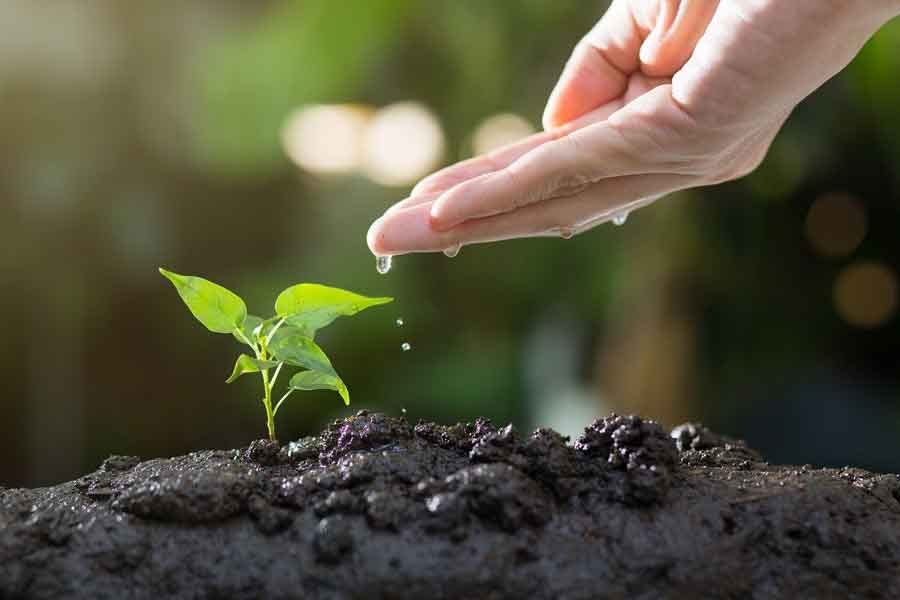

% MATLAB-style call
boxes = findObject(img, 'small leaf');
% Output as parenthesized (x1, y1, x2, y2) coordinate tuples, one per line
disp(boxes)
(267, 323, 301, 347)
(274, 284, 392, 334)
(226, 354, 279, 383)
(269, 333, 336, 376)
(284, 308, 346, 339)
(160, 268, 247, 334)
(288, 370, 349, 406)
(233, 315, 264, 346)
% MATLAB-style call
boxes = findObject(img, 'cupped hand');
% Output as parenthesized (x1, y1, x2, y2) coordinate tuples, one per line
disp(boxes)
(368, 0, 897, 256)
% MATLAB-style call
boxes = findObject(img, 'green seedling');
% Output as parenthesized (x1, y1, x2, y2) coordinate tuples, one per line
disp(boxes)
(159, 268, 392, 441)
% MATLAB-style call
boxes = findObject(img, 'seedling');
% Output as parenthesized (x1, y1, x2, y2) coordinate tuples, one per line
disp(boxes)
(159, 268, 392, 441)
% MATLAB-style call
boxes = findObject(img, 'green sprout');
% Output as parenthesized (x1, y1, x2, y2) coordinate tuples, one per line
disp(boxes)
(159, 268, 392, 441)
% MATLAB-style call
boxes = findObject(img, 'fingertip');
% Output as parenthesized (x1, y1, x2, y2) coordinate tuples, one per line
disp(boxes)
(428, 193, 467, 232)
(427, 202, 450, 232)
(542, 87, 562, 131)
(410, 177, 437, 197)
(366, 217, 388, 256)
(541, 106, 559, 132)
(409, 180, 430, 197)
(366, 203, 449, 254)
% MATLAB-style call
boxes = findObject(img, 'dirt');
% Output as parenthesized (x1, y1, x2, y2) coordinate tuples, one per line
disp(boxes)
(2, 411, 899, 599)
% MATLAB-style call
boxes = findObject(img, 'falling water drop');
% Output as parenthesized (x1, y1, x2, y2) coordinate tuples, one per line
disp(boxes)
(376, 255, 393, 274)
(401, 408, 407, 415)
(443, 244, 461, 258)
(612, 211, 629, 226)
(395, 317, 404, 327)
(401, 342, 412, 352)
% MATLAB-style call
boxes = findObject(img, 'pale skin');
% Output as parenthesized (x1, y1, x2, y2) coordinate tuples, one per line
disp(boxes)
(367, 0, 900, 256)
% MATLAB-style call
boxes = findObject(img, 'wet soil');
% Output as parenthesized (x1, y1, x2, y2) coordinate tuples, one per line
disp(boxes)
(2, 412, 899, 599)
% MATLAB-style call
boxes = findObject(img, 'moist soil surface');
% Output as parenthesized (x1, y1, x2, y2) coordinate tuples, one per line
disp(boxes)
(2, 411, 900, 599)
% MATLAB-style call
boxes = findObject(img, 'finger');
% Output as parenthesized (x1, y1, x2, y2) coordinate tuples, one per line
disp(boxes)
(382, 190, 442, 217)
(430, 83, 698, 231)
(409, 101, 624, 199)
(427, 121, 640, 231)
(410, 130, 555, 198)
(639, 0, 720, 77)
(542, 0, 645, 130)
(368, 173, 694, 255)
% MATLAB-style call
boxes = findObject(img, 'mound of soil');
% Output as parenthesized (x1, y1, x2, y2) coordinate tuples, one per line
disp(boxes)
(2, 412, 899, 599)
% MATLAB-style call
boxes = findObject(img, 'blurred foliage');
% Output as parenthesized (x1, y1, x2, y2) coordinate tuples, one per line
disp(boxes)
(202, 0, 414, 173)
(0, 1, 898, 487)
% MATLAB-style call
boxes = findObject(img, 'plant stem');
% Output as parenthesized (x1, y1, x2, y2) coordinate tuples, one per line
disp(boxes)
(265, 317, 287, 347)
(273, 389, 293, 416)
(270, 362, 284, 387)
(235, 325, 278, 440)
(258, 340, 276, 441)
(261, 368, 276, 441)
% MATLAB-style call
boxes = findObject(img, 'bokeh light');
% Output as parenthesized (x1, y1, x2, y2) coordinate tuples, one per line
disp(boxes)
(471, 113, 536, 155)
(833, 262, 899, 328)
(281, 104, 372, 175)
(805, 192, 868, 258)
(362, 102, 444, 186)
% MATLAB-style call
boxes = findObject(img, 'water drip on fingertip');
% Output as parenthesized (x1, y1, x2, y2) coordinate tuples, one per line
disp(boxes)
(376, 255, 393, 274)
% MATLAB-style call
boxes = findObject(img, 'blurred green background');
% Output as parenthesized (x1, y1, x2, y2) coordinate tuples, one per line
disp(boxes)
(2, 0, 899, 487)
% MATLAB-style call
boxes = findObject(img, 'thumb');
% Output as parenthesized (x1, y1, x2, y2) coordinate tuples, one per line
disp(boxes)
(542, 0, 643, 130)
(543, 0, 720, 130)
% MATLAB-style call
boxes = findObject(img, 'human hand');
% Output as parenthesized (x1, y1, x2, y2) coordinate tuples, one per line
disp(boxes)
(368, 0, 899, 256)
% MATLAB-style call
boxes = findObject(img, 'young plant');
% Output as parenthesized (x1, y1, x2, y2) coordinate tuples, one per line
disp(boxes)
(159, 268, 392, 441)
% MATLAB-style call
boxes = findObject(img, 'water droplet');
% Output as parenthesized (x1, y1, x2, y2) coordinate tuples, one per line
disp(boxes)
(443, 244, 461, 258)
(612, 211, 629, 226)
(376, 255, 393, 274)
(401, 342, 412, 352)
(401, 408, 407, 415)
(558, 226, 574, 239)
(395, 317, 404, 327)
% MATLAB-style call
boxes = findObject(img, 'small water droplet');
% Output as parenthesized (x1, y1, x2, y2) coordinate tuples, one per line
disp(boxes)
(401, 408, 407, 415)
(558, 226, 574, 239)
(376, 255, 393, 274)
(443, 244, 461, 258)
(395, 317, 404, 327)
(612, 211, 629, 226)
(401, 342, 412, 352)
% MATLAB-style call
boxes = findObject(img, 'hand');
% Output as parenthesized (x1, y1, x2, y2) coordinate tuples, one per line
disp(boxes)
(368, 0, 898, 256)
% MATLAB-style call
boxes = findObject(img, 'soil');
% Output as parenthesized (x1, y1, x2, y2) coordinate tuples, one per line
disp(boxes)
(2, 411, 899, 599)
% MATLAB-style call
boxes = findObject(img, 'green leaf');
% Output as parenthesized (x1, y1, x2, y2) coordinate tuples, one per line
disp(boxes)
(275, 284, 392, 335)
(233, 315, 264, 346)
(288, 370, 349, 406)
(159, 268, 247, 334)
(284, 308, 346, 339)
(226, 354, 280, 383)
(269, 333, 336, 376)
(267, 323, 304, 347)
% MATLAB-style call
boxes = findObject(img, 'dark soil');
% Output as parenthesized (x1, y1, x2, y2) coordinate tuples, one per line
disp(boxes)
(2, 412, 900, 599)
